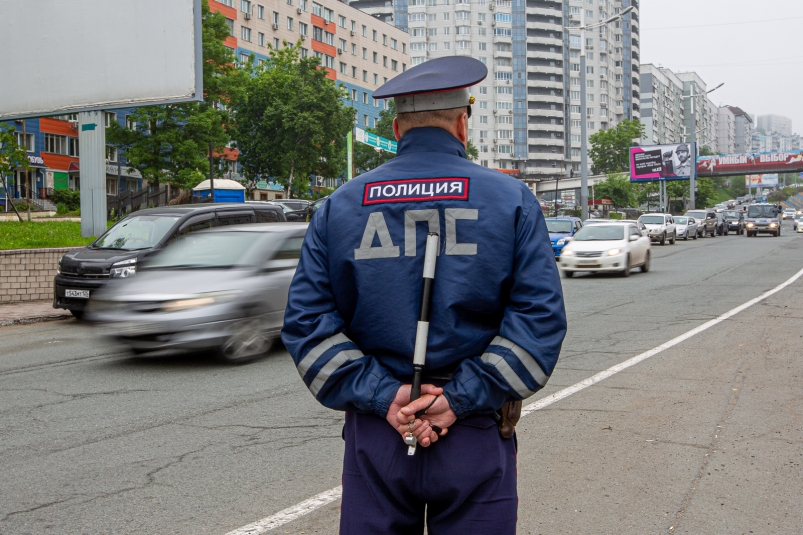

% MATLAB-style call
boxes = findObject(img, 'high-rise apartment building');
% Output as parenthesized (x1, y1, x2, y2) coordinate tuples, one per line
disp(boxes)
(756, 114, 792, 136)
(725, 106, 753, 153)
(639, 64, 684, 145)
(213, 0, 409, 131)
(716, 105, 736, 154)
(378, 0, 638, 179)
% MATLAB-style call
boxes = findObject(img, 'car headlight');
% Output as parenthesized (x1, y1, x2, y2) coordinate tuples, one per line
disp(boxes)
(161, 290, 242, 313)
(110, 258, 137, 278)
(556, 238, 566, 246)
(608, 248, 621, 256)
(770, 223, 777, 228)
(57, 258, 63, 275)
(561, 250, 574, 257)
(746, 222, 754, 228)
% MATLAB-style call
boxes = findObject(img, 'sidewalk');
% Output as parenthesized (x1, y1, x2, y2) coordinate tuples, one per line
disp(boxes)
(0, 300, 71, 326)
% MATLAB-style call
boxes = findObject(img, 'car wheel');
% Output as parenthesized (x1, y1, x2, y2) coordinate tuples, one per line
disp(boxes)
(562, 270, 574, 279)
(670, 232, 676, 245)
(621, 255, 631, 277)
(692, 231, 698, 240)
(218, 318, 274, 364)
(660, 232, 666, 246)
(70, 309, 85, 320)
(684, 234, 688, 241)
(641, 251, 651, 273)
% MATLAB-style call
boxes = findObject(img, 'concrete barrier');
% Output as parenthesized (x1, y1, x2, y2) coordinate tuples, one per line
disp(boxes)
(0, 248, 81, 303)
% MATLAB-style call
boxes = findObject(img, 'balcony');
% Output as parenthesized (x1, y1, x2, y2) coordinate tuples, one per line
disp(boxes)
(526, 64, 563, 75)
(527, 108, 563, 118)
(528, 7, 563, 20)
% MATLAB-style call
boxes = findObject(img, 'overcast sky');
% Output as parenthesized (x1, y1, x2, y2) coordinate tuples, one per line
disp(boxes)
(640, 0, 803, 134)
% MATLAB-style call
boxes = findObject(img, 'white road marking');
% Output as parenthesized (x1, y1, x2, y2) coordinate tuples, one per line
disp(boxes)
(225, 266, 803, 535)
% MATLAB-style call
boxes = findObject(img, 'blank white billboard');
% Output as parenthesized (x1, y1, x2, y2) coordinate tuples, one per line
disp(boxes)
(0, 0, 202, 120)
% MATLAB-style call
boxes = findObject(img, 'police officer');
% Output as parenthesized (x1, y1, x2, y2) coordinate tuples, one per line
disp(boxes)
(282, 56, 567, 535)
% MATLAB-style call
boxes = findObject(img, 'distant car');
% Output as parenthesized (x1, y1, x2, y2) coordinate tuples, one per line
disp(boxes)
(673, 216, 698, 240)
(638, 213, 677, 245)
(685, 209, 718, 237)
(722, 210, 745, 235)
(54, 204, 286, 319)
(558, 222, 651, 278)
(783, 208, 796, 220)
(545, 217, 583, 258)
(745, 203, 782, 237)
(794, 214, 803, 231)
(714, 212, 729, 236)
(88, 223, 308, 363)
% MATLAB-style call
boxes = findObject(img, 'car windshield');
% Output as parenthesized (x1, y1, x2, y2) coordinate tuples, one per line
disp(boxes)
(639, 215, 665, 224)
(723, 211, 739, 218)
(674, 217, 688, 224)
(545, 220, 573, 233)
(572, 225, 624, 241)
(92, 215, 180, 250)
(747, 205, 778, 218)
(145, 232, 271, 270)
(685, 211, 706, 219)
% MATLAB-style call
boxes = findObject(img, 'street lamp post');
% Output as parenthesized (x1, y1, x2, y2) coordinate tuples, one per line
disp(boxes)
(684, 82, 723, 210)
(569, 5, 634, 221)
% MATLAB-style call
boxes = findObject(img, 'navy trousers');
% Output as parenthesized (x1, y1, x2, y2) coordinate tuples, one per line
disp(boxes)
(340, 411, 518, 535)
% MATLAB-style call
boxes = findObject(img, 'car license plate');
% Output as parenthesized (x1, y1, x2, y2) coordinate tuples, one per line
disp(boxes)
(65, 289, 89, 299)
(579, 259, 598, 264)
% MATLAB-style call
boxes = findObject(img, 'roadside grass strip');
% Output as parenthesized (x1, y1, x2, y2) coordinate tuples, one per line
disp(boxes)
(225, 265, 803, 535)
(0, 221, 97, 250)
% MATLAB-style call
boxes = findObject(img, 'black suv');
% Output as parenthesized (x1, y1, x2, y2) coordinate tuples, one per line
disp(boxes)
(684, 209, 718, 237)
(54, 204, 286, 318)
(722, 209, 745, 235)
(271, 199, 312, 221)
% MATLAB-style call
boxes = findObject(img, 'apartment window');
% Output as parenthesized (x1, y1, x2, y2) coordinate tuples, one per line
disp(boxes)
(456, 11, 470, 20)
(240, 52, 250, 63)
(373, 51, 378, 63)
(351, 43, 357, 55)
(571, 148, 580, 157)
(106, 146, 120, 162)
(257, 4, 264, 18)
(351, 20, 356, 32)
(299, 0, 307, 9)
(571, 119, 581, 128)
(412, 57, 425, 66)
(339, 15, 346, 27)
(103, 112, 116, 127)
(479, 87, 488, 94)
(494, 28, 511, 37)
(14, 132, 33, 152)
(287, 0, 293, 4)
(339, 38, 347, 50)
(299, 22, 308, 36)
(362, 92, 368, 104)
(479, 101, 488, 109)
(362, 47, 367, 59)
(570, 77, 579, 86)
(125, 115, 136, 130)
(274, 38, 280, 48)
(496, 101, 513, 110)
(273, 11, 279, 24)
(373, 73, 379, 84)
(403, 43, 406, 54)
(498, 145, 511, 154)
(443, 42, 450, 50)
(44, 134, 68, 155)
(287, 17, 293, 30)
(586, 66, 594, 74)
(220, 0, 234, 5)
(362, 25, 367, 37)
(443, 27, 450, 35)
(363, 114, 369, 126)
(479, 116, 488, 124)
(225, 18, 235, 35)
(372, 29, 377, 41)
(478, 42, 486, 51)
(312, 1, 321, 14)
(495, 57, 511, 67)
(411, 42, 426, 52)
(258, 32, 265, 46)
(571, 105, 581, 113)
(391, 38, 398, 50)
(363, 70, 368, 82)
(479, 130, 488, 138)
(498, 116, 512, 124)
(494, 13, 511, 22)
(588, 121, 595, 129)
(241, 0, 251, 13)
(383, 55, 388, 67)
(496, 86, 512, 94)
(587, 94, 594, 102)
(497, 130, 512, 139)
(391, 59, 398, 71)
(494, 72, 512, 81)
(351, 89, 357, 100)
(571, 134, 581, 143)
(433, 13, 442, 21)
(570, 63, 580, 72)
(428, 43, 438, 51)
(457, 26, 470, 35)
(352, 66, 357, 77)
(383, 34, 387, 46)
(427, 28, 437, 37)
(241, 26, 252, 41)
(340, 62, 347, 74)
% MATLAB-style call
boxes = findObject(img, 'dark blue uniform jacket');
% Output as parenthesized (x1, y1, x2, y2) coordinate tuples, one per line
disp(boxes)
(282, 127, 567, 419)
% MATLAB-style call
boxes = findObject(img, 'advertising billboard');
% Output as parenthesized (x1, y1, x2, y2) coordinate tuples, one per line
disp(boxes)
(0, 0, 202, 120)
(746, 174, 779, 187)
(630, 143, 696, 182)
(697, 150, 803, 176)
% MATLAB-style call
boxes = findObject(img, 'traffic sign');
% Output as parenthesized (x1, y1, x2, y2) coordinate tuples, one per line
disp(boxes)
(355, 127, 397, 154)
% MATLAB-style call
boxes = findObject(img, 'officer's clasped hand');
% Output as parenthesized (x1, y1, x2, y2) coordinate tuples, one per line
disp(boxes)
(387, 384, 451, 448)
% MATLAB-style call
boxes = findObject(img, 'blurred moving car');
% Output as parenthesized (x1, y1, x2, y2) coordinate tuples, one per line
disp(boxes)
(558, 222, 650, 278)
(88, 223, 308, 363)
(745, 203, 781, 237)
(54, 204, 286, 319)
(782, 208, 796, 220)
(796, 214, 803, 232)
(673, 216, 698, 240)
(685, 209, 717, 237)
(722, 210, 745, 235)
(638, 213, 677, 245)
(584, 219, 648, 236)
(545, 217, 583, 258)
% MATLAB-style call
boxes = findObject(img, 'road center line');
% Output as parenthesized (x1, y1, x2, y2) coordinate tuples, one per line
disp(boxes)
(225, 265, 803, 535)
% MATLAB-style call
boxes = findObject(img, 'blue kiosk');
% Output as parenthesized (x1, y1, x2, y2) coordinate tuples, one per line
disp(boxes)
(192, 178, 246, 203)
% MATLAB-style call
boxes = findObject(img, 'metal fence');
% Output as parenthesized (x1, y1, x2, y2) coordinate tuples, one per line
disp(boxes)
(106, 185, 191, 220)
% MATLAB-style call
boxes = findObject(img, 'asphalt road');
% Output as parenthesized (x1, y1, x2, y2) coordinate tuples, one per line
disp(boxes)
(1, 220, 802, 535)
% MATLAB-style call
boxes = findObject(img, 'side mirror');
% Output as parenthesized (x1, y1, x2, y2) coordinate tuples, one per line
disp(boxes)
(564, 237, 572, 243)
(629, 235, 639, 242)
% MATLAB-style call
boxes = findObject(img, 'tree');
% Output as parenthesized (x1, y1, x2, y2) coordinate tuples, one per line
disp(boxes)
(0, 124, 29, 222)
(466, 140, 479, 161)
(594, 173, 636, 209)
(588, 119, 645, 175)
(106, 0, 247, 190)
(353, 101, 397, 175)
(699, 145, 716, 157)
(234, 42, 354, 197)
(695, 177, 715, 208)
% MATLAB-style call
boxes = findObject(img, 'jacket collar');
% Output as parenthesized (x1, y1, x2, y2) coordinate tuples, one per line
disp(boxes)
(396, 127, 467, 159)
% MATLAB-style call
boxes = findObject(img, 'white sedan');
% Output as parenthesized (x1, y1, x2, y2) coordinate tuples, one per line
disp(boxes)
(559, 222, 651, 278)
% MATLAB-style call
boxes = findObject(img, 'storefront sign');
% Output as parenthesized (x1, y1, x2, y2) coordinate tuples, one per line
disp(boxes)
(27, 155, 45, 167)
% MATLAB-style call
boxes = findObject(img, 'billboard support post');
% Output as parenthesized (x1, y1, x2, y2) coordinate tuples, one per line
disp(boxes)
(688, 95, 696, 210)
(78, 111, 107, 237)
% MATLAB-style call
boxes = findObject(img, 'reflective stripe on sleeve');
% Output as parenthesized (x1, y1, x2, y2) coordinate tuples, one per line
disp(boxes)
(308, 350, 365, 396)
(297, 332, 354, 378)
(489, 336, 550, 387)
(480, 352, 533, 398)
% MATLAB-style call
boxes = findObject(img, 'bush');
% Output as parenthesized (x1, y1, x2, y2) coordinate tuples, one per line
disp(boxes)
(56, 202, 69, 215)
(50, 189, 81, 211)
(609, 212, 623, 220)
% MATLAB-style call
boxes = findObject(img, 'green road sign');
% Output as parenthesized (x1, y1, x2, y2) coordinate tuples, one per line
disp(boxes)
(355, 127, 397, 154)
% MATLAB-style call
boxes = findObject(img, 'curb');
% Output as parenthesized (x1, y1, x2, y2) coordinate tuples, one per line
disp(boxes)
(0, 314, 72, 327)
